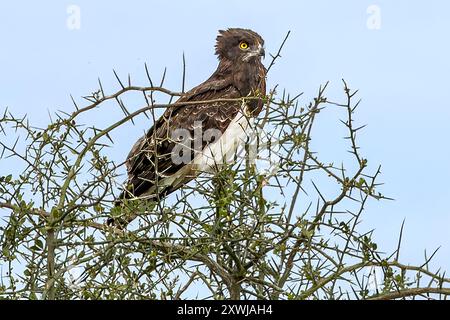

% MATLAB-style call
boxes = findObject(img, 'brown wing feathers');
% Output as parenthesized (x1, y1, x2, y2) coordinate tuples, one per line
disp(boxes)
(116, 84, 242, 203)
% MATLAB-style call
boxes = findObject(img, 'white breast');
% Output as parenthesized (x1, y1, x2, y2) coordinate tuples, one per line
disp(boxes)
(192, 109, 253, 173)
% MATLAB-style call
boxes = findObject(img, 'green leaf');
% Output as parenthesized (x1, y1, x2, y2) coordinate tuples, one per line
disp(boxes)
(34, 239, 43, 250)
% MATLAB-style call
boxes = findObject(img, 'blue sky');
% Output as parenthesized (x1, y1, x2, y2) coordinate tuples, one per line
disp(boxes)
(1, 1, 449, 274)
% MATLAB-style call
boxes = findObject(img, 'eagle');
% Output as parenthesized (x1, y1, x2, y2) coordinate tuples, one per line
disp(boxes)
(109, 28, 266, 228)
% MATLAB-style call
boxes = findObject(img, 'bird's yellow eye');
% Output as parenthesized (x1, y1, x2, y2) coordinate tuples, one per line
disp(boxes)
(239, 41, 249, 50)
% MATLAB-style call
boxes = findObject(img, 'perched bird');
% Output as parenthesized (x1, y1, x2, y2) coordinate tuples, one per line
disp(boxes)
(109, 28, 266, 228)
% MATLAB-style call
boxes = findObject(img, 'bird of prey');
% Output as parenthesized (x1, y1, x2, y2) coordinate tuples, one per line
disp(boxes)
(109, 28, 266, 228)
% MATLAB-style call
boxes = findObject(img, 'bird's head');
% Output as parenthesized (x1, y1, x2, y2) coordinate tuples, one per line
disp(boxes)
(215, 28, 265, 63)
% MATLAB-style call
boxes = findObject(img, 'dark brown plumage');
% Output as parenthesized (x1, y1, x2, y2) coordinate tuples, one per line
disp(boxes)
(110, 28, 266, 227)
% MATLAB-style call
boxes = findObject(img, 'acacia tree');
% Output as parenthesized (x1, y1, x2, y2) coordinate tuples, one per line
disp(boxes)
(0, 38, 449, 300)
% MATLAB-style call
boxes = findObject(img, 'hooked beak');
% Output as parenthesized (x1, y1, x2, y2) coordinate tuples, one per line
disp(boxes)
(258, 44, 265, 58)
(242, 44, 266, 62)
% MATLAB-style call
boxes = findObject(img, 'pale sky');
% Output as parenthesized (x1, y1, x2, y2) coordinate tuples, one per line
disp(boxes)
(1, 1, 449, 275)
